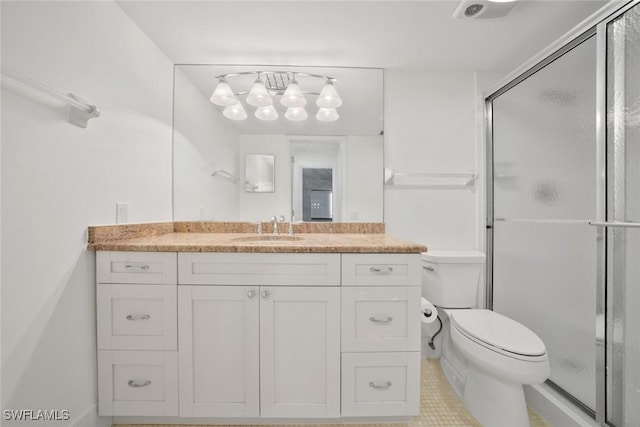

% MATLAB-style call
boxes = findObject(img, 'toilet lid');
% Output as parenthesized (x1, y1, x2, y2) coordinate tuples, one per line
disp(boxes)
(451, 310, 547, 357)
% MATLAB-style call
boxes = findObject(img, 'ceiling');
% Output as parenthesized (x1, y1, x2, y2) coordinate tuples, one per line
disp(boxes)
(117, 0, 609, 135)
(116, 0, 609, 72)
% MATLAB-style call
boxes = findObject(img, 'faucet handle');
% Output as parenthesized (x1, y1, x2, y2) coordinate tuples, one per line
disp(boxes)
(278, 215, 286, 222)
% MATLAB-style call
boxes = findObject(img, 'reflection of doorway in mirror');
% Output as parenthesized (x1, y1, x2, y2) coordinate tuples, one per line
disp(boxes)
(290, 137, 345, 222)
(303, 170, 333, 221)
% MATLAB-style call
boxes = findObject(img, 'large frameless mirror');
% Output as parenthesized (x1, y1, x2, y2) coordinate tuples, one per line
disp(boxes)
(172, 65, 383, 222)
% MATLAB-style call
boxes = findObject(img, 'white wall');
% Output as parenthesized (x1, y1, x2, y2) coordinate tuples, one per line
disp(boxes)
(237, 134, 291, 222)
(173, 68, 239, 221)
(1, 2, 174, 426)
(384, 70, 478, 250)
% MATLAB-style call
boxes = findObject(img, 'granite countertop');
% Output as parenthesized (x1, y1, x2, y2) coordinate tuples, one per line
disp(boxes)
(87, 222, 427, 254)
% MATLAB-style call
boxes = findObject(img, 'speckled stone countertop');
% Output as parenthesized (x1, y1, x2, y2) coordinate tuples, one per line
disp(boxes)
(87, 222, 427, 254)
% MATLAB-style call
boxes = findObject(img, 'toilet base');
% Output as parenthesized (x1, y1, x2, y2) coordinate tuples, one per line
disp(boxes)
(463, 363, 530, 427)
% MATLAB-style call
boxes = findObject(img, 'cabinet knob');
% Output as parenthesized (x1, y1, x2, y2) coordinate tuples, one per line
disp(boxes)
(261, 290, 270, 299)
(247, 290, 256, 299)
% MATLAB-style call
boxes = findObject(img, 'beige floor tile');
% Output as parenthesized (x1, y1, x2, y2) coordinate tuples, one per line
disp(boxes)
(114, 359, 550, 427)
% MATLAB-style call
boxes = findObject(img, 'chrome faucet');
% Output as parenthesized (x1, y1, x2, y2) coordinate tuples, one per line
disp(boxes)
(271, 215, 286, 235)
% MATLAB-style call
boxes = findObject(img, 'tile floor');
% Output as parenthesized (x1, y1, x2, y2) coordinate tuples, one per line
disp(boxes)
(115, 358, 550, 427)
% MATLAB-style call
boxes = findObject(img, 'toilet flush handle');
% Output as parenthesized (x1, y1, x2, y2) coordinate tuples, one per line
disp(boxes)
(423, 265, 435, 271)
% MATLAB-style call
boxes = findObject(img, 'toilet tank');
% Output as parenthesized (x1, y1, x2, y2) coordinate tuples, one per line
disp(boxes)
(422, 251, 486, 308)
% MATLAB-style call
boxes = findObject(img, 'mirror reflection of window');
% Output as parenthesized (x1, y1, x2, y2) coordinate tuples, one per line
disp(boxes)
(245, 154, 275, 193)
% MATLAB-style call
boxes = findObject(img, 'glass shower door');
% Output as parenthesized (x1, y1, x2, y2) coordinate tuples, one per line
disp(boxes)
(604, 4, 640, 425)
(491, 35, 598, 412)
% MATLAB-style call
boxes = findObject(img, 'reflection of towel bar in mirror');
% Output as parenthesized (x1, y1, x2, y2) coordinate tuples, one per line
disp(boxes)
(384, 169, 476, 187)
(211, 169, 239, 182)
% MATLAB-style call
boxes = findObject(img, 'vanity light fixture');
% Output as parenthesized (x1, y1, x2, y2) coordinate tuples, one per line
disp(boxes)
(210, 71, 342, 122)
(223, 102, 247, 121)
(281, 78, 307, 107)
(246, 76, 272, 107)
(210, 78, 237, 106)
(255, 104, 279, 121)
(285, 106, 308, 121)
(316, 107, 339, 122)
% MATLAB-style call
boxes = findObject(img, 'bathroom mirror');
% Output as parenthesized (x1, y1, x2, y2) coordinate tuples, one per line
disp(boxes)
(172, 64, 383, 222)
(245, 154, 275, 193)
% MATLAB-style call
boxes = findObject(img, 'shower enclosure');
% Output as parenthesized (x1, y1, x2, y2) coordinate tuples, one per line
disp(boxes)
(486, 2, 639, 425)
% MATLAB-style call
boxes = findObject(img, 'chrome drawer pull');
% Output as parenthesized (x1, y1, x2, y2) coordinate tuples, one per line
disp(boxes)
(369, 380, 392, 390)
(370, 267, 393, 274)
(247, 290, 256, 299)
(370, 316, 393, 324)
(126, 314, 150, 321)
(422, 265, 435, 271)
(261, 290, 270, 299)
(124, 264, 150, 270)
(128, 380, 151, 388)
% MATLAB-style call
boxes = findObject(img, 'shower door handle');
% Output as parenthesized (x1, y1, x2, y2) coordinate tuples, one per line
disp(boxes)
(588, 221, 640, 228)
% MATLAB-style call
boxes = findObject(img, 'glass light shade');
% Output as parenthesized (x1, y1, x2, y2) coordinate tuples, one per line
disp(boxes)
(281, 80, 307, 107)
(210, 79, 237, 106)
(316, 81, 342, 108)
(246, 77, 273, 107)
(255, 105, 279, 121)
(222, 102, 247, 120)
(316, 107, 339, 122)
(284, 106, 308, 121)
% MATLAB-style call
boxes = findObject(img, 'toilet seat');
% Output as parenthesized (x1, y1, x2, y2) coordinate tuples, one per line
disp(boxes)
(451, 310, 547, 361)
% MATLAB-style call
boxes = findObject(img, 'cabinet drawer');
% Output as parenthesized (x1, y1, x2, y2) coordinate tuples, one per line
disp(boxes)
(342, 286, 421, 352)
(178, 253, 340, 285)
(341, 352, 420, 417)
(97, 251, 177, 284)
(97, 284, 177, 350)
(342, 254, 421, 286)
(98, 350, 178, 416)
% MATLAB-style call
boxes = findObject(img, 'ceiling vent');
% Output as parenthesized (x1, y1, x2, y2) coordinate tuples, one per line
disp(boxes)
(453, 0, 519, 20)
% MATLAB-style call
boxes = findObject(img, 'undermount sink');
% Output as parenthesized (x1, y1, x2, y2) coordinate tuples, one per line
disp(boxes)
(232, 235, 303, 243)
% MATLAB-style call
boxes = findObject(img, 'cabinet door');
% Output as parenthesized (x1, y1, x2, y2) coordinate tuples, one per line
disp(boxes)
(178, 286, 259, 417)
(260, 286, 340, 418)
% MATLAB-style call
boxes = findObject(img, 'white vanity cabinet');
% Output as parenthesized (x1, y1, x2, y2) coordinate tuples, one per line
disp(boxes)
(96, 249, 420, 421)
(177, 253, 341, 418)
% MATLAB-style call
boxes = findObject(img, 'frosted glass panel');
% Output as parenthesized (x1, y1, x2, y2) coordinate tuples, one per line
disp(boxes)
(493, 37, 597, 221)
(492, 35, 597, 411)
(607, 4, 640, 425)
(493, 221, 597, 408)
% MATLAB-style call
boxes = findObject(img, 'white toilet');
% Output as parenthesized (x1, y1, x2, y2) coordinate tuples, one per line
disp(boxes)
(422, 251, 550, 427)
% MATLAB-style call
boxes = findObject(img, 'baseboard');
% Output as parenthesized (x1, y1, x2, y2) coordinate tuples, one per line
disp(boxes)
(525, 384, 597, 427)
